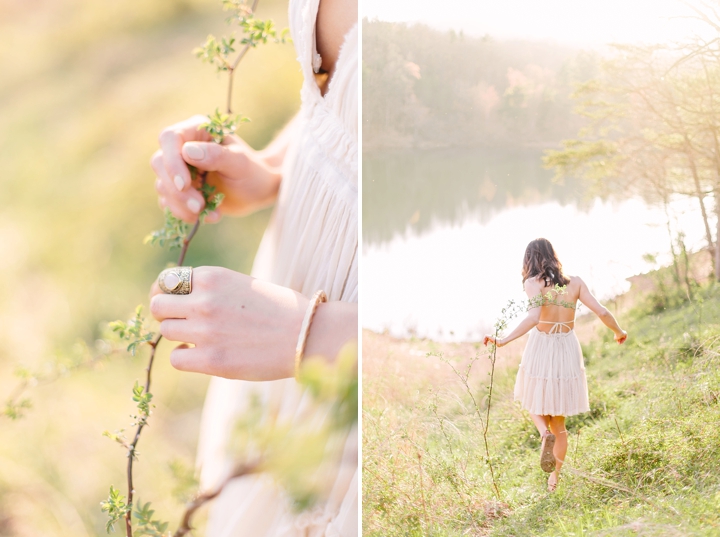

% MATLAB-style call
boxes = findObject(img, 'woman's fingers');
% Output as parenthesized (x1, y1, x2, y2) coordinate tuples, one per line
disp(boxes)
(150, 149, 205, 222)
(182, 141, 250, 177)
(150, 294, 190, 321)
(160, 319, 194, 342)
(157, 115, 212, 194)
(169, 344, 209, 373)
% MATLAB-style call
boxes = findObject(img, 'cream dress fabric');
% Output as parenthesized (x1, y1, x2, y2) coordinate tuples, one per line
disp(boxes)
(194, 0, 358, 534)
(513, 318, 590, 417)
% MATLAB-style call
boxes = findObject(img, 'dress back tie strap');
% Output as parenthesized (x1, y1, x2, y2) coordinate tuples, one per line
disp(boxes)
(538, 320, 575, 334)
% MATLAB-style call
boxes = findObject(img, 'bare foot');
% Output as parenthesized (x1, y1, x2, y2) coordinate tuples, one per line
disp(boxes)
(547, 470, 559, 492)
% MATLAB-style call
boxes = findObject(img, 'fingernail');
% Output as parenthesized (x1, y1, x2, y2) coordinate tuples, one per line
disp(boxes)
(185, 143, 205, 160)
(173, 175, 185, 191)
(187, 198, 202, 214)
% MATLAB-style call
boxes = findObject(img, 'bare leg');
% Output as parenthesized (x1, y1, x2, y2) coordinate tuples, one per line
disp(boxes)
(547, 416, 568, 491)
(529, 413, 551, 436)
(548, 416, 568, 470)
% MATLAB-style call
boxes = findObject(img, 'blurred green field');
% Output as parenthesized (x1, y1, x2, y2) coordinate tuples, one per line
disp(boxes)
(0, 0, 301, 534)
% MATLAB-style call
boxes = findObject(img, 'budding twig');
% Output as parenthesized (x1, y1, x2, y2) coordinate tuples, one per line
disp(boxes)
(173, 460, 261, 537)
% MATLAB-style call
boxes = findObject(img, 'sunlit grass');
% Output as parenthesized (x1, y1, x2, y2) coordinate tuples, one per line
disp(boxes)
(363, 283, 720, 536)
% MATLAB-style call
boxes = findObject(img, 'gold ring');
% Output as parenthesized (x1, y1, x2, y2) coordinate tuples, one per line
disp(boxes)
(158, 267, 192, 295)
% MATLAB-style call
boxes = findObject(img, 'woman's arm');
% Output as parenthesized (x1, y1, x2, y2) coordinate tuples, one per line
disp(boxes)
(483, 279, 543, 347)
(149, 267, 356, 380)
(577, 277, 627, 344)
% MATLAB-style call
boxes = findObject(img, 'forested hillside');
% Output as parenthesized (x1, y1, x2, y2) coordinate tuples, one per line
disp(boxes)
(362, 19, 597, 152)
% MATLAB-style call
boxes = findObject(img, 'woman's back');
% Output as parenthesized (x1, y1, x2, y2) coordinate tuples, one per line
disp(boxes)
(530, 275, 580, 334)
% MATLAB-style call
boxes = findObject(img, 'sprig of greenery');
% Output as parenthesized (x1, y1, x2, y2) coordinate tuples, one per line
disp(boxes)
(193, 34, 236, 71)
(4, 397, 32, 420)
(133, 501, 170, 537)
(132, 381, 154, 423)
(109, 305, 155, 356)
(101, 486, 131, 533)
(144, 209, 192, 251)
(168, 459, 200, 504)
(199, 108, 248, 144)
(236, 18, 289, 47)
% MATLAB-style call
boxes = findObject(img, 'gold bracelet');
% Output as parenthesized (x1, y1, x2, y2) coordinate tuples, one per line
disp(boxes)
(294, 290, 328, 381)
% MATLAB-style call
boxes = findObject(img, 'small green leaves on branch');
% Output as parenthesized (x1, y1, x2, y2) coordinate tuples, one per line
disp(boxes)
(168, 459, 200, 504)
(103, 429, 131, 451)
(132, 381, 154, 425)
(193, 35, 235, 71)
(101, 486, 130, 533)
(109, 306, 155, 356)
(133, 502, 170, 537)
(200, 109, 248, 143)
(145, 209, 192, 251)
(201, 183, 225, 214)
(4, 398, 32, 420)
(236, 18, 289, 47)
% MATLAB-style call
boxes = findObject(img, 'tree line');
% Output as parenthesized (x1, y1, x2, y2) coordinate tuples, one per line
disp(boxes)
(362, 19, 597, 152)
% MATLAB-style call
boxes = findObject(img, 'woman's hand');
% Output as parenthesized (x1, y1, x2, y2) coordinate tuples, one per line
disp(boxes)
(483, 335, 505, 347)
(614, 330, 628, 345)
(150, 267, 308, 380)
(150, 115, 282, 223)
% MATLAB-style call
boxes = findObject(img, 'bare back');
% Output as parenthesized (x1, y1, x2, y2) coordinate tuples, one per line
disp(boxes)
(530, 275, 581, 334)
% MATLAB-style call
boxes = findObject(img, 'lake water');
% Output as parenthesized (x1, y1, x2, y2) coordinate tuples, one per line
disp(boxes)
(362, 148, 709, 341)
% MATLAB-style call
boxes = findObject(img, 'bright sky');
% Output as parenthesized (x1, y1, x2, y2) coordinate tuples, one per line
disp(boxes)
(362, 0, 715, 46)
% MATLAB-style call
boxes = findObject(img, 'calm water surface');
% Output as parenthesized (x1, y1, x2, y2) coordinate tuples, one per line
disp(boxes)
(362, 148, 708, 341)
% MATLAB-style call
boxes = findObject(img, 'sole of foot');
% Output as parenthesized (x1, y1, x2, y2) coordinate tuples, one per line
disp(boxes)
(540, 433, 556, 473)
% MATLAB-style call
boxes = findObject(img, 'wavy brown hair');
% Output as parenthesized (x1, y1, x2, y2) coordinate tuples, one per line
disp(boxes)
(521, 238, 570, 287)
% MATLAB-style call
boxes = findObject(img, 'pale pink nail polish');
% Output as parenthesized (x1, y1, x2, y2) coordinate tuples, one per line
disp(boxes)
(185, 144, 205, 160)
(187, 198, 202, 214)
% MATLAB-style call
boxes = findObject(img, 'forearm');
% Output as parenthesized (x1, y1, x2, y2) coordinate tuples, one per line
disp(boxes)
(304, 301, 358, 368)
(499, 313, 539, 346)
(598, 307, 623, 335)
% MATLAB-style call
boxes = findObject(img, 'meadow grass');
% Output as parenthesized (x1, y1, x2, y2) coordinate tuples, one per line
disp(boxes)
(363, 283, 720, 536)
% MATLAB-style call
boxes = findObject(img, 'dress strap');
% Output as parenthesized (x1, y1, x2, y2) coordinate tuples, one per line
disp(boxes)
(537, 320, 574, 334)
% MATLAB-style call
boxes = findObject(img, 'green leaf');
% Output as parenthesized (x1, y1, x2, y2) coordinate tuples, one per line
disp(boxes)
(133, 501, 170, 537)
(145, 209, 191, 250)
(100, 486, 130, 533)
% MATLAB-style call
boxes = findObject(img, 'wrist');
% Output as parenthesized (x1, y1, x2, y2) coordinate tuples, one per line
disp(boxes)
(293, 291, 327, 380)
(304, 301, 358, 365)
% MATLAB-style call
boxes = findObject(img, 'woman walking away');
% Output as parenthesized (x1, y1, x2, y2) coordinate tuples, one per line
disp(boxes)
(483, 238, 627, 492)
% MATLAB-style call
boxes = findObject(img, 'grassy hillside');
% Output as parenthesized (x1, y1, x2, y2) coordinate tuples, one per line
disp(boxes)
(363, 283, 720, 536)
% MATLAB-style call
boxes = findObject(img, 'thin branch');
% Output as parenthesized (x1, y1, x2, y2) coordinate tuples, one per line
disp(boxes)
(226, 0, 260, 113)
(125, 336, 161, 537)
(484, 336, 501, 500)
(125, 172, 208, 537)
(173, 461, 260, 537)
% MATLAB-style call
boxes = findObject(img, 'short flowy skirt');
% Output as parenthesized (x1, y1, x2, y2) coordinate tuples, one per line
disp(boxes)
(513, 328, 590, 417)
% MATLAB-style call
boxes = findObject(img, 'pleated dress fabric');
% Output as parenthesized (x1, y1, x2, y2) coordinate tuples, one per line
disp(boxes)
(193, 0, 358, 534)
(514, 327, 590, 417)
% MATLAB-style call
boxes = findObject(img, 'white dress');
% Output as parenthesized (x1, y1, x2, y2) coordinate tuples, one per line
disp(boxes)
(513, 316, 590, 417)
(195, 0, 358, 533)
